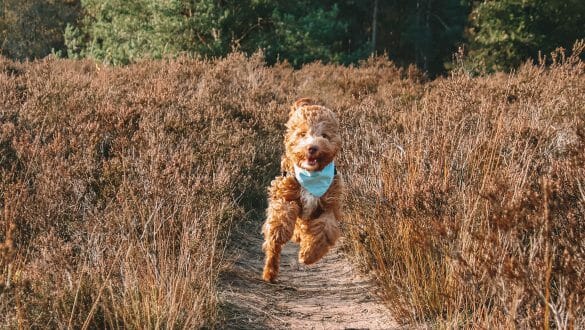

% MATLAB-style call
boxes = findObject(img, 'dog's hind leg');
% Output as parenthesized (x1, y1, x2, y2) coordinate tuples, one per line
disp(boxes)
(262, 193, 300, 282)
(297, 211, 340, 265)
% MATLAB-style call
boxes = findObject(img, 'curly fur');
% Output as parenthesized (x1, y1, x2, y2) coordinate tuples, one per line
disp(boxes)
(262, 98, 344, 282)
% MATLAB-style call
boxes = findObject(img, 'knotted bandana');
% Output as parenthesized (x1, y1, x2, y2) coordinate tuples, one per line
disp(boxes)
(293, 162, 335, 197)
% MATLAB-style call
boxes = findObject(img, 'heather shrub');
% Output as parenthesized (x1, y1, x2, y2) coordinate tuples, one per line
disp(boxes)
(341, 45, 585, 328)
(1, 46, 584, 328)
(0, 54, 287, 328)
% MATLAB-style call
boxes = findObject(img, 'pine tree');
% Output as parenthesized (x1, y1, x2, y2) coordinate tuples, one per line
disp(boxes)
(66, 0, 360, 67)
(467, 0, 585, 72)
(393, 0, 470, 75)
(65, 0, 189, 65)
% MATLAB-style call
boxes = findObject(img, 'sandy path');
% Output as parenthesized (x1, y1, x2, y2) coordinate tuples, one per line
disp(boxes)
(220, 223, 398, 329)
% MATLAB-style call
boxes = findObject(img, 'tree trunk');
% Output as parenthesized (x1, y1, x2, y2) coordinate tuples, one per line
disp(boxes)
(371, 0, 379, 55)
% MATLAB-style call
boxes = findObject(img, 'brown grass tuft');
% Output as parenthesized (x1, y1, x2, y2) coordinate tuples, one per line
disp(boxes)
(340, 44, 585, 328)
(1, 45, 584, 327)
(0, 54, 284, 328)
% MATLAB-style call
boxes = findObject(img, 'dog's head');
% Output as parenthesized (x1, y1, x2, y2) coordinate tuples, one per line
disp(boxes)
(285, 98, 341, 172)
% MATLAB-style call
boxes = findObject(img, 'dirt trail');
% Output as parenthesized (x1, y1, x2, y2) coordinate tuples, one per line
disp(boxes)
(220, 224, 399, 329)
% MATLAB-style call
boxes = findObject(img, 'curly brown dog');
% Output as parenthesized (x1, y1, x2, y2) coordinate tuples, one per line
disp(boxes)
(262, 98, 343, 283)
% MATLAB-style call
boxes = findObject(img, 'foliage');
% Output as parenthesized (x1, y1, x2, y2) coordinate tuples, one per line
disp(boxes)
(257, 3, 349, 67)
(340, 43, 585, 327)
(0, 0, 80, 60)
(62, 0, 472, 73)
(2, 0, 450, 73)
(65, 0, 188, 65)
(467, 0, 585, 72)
(0, 54, 282, 328)
(65, 0, 358, 67)
(3, 0, 585, 74)
(374, 0, 470, 74)
(2, 45, 585, 327)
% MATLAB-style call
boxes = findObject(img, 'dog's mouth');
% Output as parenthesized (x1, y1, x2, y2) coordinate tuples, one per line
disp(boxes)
(301, 156, 320, 170)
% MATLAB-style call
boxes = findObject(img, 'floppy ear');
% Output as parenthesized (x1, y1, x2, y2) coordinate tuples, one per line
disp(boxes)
(289, 98, 316, 116)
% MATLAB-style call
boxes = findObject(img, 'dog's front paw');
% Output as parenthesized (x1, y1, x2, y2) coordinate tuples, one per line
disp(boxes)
(262, 266, 278, 283)
(298, 244, 330, 265)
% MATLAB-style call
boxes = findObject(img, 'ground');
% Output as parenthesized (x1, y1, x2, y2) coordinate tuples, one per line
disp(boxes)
(220, 223, 398, 330)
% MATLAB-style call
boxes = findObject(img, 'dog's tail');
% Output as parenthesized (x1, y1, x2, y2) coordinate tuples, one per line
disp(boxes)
(290, 98, 318, 115)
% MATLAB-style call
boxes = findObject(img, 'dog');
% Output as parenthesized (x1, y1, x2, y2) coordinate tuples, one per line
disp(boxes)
(262, 98, 343, 282)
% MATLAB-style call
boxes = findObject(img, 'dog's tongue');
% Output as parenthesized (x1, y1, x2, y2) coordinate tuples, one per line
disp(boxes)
(307, 158, 317, 166)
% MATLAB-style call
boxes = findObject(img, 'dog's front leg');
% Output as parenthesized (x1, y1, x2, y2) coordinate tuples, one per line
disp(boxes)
(262, 177, 300, 282)
(262, 199, 299, 282)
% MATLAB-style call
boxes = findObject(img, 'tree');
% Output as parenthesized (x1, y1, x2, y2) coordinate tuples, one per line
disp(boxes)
(255, 2, 349, 66)
(371, 0, 470, 75)
(63, 0, 471, 74)
(467, 0, 585, 72)
(66, 0, 363, 67)
(0, 0, 80, 60)
(65, 0, 190, 65)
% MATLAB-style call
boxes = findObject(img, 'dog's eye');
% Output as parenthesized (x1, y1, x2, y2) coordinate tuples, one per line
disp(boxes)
(321, 134, 329, 139)
(298, 131, 306, 137)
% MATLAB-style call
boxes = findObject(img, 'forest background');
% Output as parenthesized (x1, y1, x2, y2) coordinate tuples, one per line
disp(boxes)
(1, 0, 584, 75)
(2, 1, 585, 328)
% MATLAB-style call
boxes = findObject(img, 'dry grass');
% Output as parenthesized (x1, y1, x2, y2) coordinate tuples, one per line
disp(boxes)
(340, 43, 585, 328)
(1, 44, 584, 328)
(0, 54, 285, 328)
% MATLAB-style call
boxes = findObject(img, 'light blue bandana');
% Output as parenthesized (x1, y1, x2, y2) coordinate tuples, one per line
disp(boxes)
(293, 162, 335, 197)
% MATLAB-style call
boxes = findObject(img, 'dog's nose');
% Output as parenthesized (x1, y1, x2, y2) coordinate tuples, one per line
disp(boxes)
(308, 146, 318, 154)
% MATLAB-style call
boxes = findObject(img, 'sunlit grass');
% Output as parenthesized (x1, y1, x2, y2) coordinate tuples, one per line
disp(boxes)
(1, 44, 584, 327)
